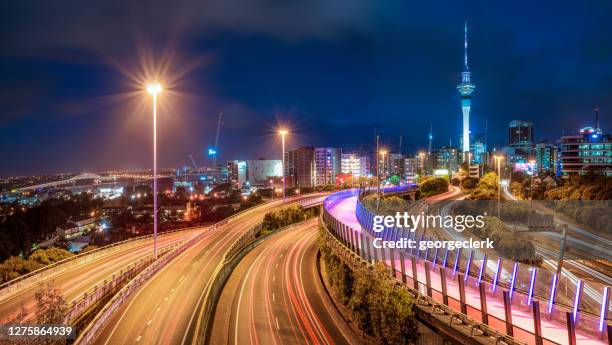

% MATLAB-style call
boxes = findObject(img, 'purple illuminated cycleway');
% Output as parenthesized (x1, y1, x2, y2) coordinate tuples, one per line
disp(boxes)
(326, 195, 606, 345)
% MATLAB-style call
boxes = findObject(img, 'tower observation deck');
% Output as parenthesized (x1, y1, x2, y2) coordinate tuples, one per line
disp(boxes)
(457, 21, 476, 157)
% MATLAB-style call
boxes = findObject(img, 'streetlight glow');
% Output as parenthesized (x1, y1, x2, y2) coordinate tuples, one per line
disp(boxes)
(278, 128, 289, 199)
(146, 81, 163, 259)
(494, 155, 504, 218)
(146, 82, 162, 95)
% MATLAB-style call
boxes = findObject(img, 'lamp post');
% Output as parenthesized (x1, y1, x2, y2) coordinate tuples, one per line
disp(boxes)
(278, 129, 288, 199)
(380, 150, 387, 197)
(494, 155, 504, 218)
(529, 159, 536, 207)
(418, 151, 426, 176)
(146, 82, 162, 259)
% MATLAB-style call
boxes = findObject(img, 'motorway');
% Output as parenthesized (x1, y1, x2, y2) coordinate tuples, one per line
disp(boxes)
(210, 218, 360, 345)
(0, 228, 204, 322)
(501, 186, 612, 286)
(92, 197, 321, 345)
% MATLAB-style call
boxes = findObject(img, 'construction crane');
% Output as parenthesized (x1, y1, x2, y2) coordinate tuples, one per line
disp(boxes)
(211, 112, 223, 168)
(188, 154, 198, 172)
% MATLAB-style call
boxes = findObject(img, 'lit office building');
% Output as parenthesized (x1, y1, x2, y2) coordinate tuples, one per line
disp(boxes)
(508, 120, 535, 162)
(471, 135, 487, 164)
(403, 156, 418, 182)
(314, 148, 342, 186)
(227, 159, 282, 187)
(285, 146, 315, 188)
(285, 147, 342, 187)
(559, 127, 611, 176)
(341, 153, 370, 178)
(435, 146, 460, 172)
(535, 142, 558, 175)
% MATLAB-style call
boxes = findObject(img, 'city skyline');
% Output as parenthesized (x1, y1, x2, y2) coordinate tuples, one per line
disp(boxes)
(1, 1, 612, 177)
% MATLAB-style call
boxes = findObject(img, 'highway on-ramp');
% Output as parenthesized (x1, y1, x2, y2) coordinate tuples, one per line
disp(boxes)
(210, 218, 361, 345)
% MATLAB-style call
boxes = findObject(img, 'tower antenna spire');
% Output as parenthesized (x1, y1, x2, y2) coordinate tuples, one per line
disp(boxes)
(464, 20, 469, 69)
(428, 124, 433, 155)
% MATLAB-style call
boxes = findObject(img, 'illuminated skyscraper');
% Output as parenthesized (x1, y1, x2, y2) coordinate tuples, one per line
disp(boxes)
(457, 21, 476, 158)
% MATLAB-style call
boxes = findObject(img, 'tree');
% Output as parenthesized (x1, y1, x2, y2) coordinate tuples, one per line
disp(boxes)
(29, 249, 51, 266)
(362, 195, 408, 216)
(419, 177, 449, 197)
(35, 284, 68, 345)
(461, 176, 478, 190)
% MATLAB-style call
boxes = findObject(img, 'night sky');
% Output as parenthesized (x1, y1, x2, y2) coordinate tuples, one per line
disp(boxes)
(1, 0, 611, 177)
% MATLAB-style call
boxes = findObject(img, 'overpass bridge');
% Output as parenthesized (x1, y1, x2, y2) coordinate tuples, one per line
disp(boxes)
(15, 173, 172, 192)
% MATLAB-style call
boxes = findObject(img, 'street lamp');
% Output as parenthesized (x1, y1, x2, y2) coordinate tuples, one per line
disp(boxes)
(278, 129, 288, 199)
(418, 151, 426, 176)
(494, 155, 504, 218)
(529, 159, 536, 206)
(379, 150, 387, 197)
(147, 82, 162, 259)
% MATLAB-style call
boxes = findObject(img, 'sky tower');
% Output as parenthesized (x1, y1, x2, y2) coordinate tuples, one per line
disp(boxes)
(457, 21, 476, 158)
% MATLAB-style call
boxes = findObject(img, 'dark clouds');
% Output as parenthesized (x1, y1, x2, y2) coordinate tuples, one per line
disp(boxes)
(1, 0, 612, 176)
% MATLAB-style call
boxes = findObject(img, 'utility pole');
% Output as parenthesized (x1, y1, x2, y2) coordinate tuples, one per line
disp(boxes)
(376, 134, 380, 198)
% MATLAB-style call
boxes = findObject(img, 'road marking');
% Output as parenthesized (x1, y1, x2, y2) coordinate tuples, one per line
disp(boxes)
(164, 297, 168, 302)
(275, 317, 280, 330)
(156, 307, 160, 312)
(147, 320, 152, 326)
(101, 243, 201, 345)
(272, 293, 275, 302)
(234, 248, 270, 345)
(136, 336, 142, 342)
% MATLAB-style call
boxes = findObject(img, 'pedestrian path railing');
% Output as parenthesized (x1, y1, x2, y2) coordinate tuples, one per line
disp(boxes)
(323, 190, 611, 345)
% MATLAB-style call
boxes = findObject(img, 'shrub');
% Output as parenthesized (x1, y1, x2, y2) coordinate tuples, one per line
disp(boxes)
(261, 204, 318, 234)
(461, 177, 479, 190)
(361, 195, 408, 216)
(419, 177, 449, 197)
(319, 229, 420, 344)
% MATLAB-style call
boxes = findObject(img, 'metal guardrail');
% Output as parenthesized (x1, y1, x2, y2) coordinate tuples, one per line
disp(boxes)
(0, 226, 206, 301)
(64, 242, 182, 324)
(319, 210, 525, 345)
(191, 196, 326, 345)
(75, 228, 212, 345)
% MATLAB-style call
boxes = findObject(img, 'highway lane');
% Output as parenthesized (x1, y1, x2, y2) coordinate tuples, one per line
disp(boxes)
(210, 219, 360, 345)
(0, 228, 204, 322)
(92, 197, 320, 345)
(502, 185, 610, 258)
